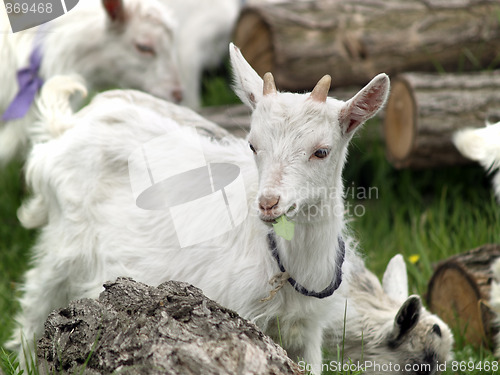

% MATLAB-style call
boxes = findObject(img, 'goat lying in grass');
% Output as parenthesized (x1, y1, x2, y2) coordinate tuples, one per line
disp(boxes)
(11, 44, 390, 373)
(324, 254, 453, 375)
(0, 0, 182, 163)
(453, 122, 500, 203)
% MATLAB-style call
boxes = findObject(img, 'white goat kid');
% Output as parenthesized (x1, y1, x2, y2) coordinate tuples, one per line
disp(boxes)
(12, 44, 389, 372)
(453, 122, 500, 203)
(0, 0, 182, 163)
(325, 254, 453, 375)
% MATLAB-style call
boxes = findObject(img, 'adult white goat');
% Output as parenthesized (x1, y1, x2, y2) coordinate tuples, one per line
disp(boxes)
(324, 254, 453, 375)
(10, 44, 389, 373)
(453, 122, 500, 203)
(0, 0, 182, 163)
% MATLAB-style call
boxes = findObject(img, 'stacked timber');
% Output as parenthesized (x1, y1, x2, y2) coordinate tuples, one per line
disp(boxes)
(384, 71, 500, 169)
(234, 0, 500, 91)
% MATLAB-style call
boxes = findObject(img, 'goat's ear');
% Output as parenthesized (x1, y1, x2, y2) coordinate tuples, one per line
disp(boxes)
(339, 73, 390, 135)
(390, 295, 421, 345)
(229, 43, 263, 110)
(382, 254, 409, 303)
(102, 0, 126, 23)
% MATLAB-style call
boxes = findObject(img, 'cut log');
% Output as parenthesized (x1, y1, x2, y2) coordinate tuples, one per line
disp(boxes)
(427, 244, 500, 349)
(234, 0, 500, 91)
(384, 71, 500, 169)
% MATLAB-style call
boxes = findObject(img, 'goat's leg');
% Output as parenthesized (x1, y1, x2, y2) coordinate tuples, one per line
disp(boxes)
(280, 319, 324, 374)
(300, 324, 324, 375)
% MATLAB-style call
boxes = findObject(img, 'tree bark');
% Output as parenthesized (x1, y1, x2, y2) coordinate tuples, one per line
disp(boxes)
(384, 71, 500, 168)
(36, 278, 301, 375)
(427, 244, 500, 349)
(234, 0, 500, 91)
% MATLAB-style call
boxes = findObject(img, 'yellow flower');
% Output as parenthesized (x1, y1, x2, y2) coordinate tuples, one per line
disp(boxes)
(409, 254, 420, 264)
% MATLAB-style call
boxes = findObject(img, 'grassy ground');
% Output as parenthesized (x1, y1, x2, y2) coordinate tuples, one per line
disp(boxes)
(345, 132, 500, 375)
(0, 160, 35, 347)
(0, 72, 499, 374)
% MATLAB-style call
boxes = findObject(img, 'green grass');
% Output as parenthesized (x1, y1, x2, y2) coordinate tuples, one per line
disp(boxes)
(1, 69, 500, 374)
(346, 134, 500, 289)
(344, 135, 500, 375)
(0, 161, 35, 347)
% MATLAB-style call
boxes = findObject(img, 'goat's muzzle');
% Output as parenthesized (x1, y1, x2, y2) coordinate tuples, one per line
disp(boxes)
(258, 194, 281, 222)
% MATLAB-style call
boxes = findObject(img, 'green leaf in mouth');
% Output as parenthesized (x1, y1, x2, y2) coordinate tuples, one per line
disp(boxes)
(272, 215, 295, 241)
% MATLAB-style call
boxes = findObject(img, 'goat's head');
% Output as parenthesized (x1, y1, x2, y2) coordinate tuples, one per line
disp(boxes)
(383, 296, 454, 375)
(97, 0, 183, 103)
(229, 44, 390, 223)
(381, 255, 454, 374)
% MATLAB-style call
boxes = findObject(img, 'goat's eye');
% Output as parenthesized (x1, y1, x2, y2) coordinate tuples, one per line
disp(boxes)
(312, 148, 330, 159)
(135, 43, 156, 56)
(249, 143, 257, 154)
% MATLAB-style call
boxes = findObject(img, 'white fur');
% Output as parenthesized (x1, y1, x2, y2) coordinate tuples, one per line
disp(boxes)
(453, 122, 500, 203)
(163, 0, 314, 109)
(163, 0, 241, 108)
(11, 45, 389, 373)
(0, 0, 181, 163)
(325, 255, 454, 375)
(382, 254, 408, 303)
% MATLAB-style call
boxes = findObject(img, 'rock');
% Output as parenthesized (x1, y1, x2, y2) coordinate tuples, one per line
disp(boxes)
(36, 278, 301, 375)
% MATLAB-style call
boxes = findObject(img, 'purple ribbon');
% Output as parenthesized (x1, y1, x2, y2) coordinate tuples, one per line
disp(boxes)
(2, 45, 44, 121)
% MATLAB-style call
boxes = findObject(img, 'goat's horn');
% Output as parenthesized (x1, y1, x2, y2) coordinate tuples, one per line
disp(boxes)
(310, 75, 331, 103)
(263, 72, 277, 96)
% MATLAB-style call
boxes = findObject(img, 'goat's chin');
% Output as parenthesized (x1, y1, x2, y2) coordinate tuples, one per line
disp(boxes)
(260, 218, 276, 225)
(259, 211, 287, 224)
(259, 214, 279, 224)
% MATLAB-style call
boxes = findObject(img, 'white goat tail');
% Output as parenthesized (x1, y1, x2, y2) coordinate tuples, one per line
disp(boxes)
(31, 75, 87, 143)
(453, 125, 500, 170)
(453, 122, 500, 202)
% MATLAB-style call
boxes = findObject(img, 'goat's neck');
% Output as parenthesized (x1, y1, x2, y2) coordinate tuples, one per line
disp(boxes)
(275, 183, 345, 292)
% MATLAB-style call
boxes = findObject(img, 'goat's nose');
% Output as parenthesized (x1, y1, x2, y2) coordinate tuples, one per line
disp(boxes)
(172, 88, 183, 103)
(259, 195, 280, 212)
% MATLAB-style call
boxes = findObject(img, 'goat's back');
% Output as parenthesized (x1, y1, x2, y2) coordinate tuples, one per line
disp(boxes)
(21, 89, 274, 308)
